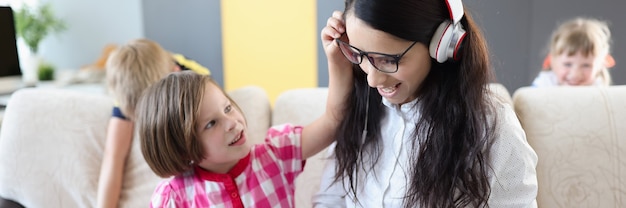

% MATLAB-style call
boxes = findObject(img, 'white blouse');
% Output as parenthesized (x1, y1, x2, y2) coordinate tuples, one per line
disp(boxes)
(313, 98, 538, 208)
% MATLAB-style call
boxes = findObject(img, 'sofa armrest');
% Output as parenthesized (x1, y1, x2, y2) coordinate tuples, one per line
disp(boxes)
(0, 88, 162, 208)
(513, 86, 626, 207)
(0, 89, 112, 207)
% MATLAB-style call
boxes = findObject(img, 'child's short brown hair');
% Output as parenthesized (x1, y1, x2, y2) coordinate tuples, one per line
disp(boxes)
(105, 38, 175, 120)
(136, 71, 242, 177)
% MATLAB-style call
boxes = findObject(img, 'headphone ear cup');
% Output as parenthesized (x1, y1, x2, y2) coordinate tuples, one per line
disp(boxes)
(429, 20, 467, 63)
(429, 21, 454, 63)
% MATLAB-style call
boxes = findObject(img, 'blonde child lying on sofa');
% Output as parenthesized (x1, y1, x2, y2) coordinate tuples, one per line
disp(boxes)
(532, 17, 615, 87)
(134, 70, 351, 207)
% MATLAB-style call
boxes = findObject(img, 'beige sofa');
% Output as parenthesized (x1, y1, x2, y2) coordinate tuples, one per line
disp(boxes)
(0, 84, 624, 207)
(0, 85, 331, 208)
(513, 86, 626, 207)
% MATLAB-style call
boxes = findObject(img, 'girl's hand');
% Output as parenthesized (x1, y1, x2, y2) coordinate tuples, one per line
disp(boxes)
(321, 11, 352, 71)
(301, 11, 354, 160)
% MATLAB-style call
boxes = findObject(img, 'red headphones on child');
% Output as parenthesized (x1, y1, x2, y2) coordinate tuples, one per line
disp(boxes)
(542, 54, 616, 69)
(429, 0, 466, 63)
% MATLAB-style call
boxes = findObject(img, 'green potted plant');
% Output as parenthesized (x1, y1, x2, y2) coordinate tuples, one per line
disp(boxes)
(14, 2, 66, 84)
(14, 3, 66, 54)
(37, 61, 55, 81)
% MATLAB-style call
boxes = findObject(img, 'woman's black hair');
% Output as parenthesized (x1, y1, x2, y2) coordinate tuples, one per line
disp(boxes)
(333, 0, 497, 207)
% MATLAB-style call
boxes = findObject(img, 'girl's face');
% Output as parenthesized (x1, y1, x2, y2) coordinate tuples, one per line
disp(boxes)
(345, 14, 432, 105)
(195, 83, 251, 174)
(550, 51, 602, 86)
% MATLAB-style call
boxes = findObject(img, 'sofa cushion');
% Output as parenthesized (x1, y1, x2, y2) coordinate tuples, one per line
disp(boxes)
(513, 86, 626, 207)
(0, 88, 115, 207)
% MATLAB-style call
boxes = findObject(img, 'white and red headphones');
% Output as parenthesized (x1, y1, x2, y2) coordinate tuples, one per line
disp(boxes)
(429, 0, 467, 63)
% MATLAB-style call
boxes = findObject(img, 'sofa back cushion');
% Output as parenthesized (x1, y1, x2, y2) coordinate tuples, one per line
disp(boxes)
(0, 88, 121, 207)
(513, 86, 626, 207)
(272, 87, 329, 208)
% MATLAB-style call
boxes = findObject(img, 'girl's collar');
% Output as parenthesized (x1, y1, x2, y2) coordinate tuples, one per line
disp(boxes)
(194, 153, 251, 181)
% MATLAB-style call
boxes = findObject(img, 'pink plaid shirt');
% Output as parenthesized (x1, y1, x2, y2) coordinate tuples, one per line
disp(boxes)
(150, 124, 305, 208)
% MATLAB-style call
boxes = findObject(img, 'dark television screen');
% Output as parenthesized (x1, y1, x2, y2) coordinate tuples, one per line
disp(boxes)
(0, 6, 21, 77)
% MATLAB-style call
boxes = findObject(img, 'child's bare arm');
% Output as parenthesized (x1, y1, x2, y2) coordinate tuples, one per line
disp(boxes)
(301, 11, 353, 159)
(96, 118, 134, 208)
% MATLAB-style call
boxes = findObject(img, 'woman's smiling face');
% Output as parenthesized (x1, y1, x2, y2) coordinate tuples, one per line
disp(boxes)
(345, 13, 432, 105)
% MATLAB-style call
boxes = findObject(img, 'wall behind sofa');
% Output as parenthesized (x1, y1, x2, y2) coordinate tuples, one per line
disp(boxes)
(313, 0, 626, 92)
(142, 0, 223, 86)
(143, 0, 320, 103)
(144, 0, 626, 97)
(11, 0, 623, 99)
(3, 0, 144, 74)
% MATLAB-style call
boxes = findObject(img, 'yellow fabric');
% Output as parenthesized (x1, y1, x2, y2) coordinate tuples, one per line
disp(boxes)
(172, 54, 211, 75)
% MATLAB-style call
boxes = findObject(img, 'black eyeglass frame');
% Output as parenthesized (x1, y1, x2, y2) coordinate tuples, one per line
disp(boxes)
(335, 38, 418, 73)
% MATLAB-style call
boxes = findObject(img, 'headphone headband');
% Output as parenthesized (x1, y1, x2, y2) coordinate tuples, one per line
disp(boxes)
(446, 0, 464, 24)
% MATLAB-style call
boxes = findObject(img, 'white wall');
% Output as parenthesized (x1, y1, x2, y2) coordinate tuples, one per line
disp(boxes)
(5, 0, 144, 71)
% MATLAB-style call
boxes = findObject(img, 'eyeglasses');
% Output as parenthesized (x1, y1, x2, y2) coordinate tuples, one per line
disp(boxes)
(336, 38, 417, 73)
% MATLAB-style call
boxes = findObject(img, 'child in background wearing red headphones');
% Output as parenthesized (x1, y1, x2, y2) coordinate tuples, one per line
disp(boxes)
(314, 0, 538, 207)
(532, 17, 615, 87)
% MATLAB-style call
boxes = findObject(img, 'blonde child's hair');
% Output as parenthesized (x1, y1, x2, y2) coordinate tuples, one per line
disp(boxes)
(105, 38, 175, 119)
(549, 17, 613, 85)
(136, 71, 242, 177)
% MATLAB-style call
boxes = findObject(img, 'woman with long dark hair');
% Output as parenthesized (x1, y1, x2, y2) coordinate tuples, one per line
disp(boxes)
(314, 0, 538, 207)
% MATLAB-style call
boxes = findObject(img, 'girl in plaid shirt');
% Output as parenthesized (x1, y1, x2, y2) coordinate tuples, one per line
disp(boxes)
(135, 69, 351, 207)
